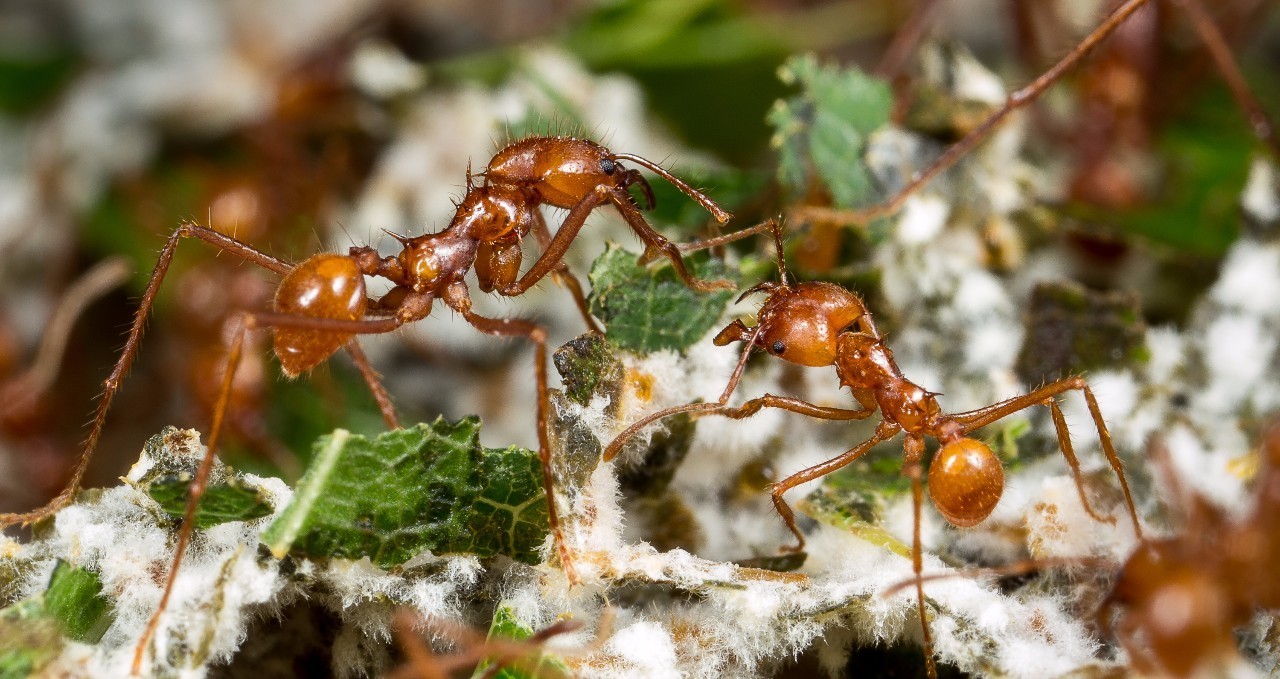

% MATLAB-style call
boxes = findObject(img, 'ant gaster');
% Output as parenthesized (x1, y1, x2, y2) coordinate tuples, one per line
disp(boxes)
(604, 221, 1143, 679)
(0, 135, 746, 675)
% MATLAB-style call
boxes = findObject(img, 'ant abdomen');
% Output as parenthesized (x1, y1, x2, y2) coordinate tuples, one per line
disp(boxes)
(272, 253, 367, 376)
(928, 437, 1004, 528)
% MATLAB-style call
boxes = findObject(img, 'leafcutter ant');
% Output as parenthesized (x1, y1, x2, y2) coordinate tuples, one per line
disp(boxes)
(0, 135, 755, 674)
(890, 424, 1280, 677)
(604, 220, 1143, 679)
(1095, 425, 1280, 677)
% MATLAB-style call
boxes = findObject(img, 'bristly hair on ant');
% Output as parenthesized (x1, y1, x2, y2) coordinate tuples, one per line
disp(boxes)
(605, 220, 1143, 679)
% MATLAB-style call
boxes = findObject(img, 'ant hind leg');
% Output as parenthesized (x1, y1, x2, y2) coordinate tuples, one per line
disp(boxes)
(949, 376, 1142, 538)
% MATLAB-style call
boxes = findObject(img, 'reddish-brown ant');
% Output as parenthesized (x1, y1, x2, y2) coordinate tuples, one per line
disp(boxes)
(0, 135, 753, 674)
(891, 423, 1280, 676)
(1093, 425, 1280, 677)
(604, 221, 1143, 678)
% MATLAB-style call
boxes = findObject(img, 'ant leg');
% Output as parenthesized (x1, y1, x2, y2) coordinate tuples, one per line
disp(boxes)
(610, 152, 733, 223)
(949, 376, 1142, 538)
(132, 312, 255, 674)
(675, 219, 781, 255)
(903, 433, 938, 679)
(605, 187, 736, 292)
(603, 324, 764, 462)
(718, 394, 875, 421)
(1173, 0, 1280, 157)
(769, 421, 900, 552)
(131, 309, 406, 673)
(440, 285, 576, 585)
(529, 210, 603, 334)
(500, 187, 610, 297)
(791, 0, 1154, 227)
(0, 221, 291, 528)
(1046, 398, 1112, 525)
(0, 257, 130, 419)
(343, 341, 400, 429)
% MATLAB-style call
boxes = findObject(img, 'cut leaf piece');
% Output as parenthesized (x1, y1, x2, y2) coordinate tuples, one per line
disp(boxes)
(588, 244, 736, 354)
(130, 427, 276, 529)
(264, 417, 548, 567)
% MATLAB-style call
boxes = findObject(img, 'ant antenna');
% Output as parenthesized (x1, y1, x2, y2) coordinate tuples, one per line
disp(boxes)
(466, 159, 474, 190)
(768, 218, 789, 286)
(610, 152, 732, 223)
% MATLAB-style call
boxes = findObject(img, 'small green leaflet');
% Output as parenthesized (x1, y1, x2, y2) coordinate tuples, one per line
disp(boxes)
(0, 561, 116, 676)
(769, 54, 892, 209)
(263, 417, 548, 567)
(146, 475, 274, 530)
(472, 604, 571, 679)
(133, 427, 275, 530)
(588, 244, 736, 354)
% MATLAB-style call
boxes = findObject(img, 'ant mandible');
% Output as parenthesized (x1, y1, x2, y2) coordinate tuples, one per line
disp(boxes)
(0, 135, 749, 674)
(603, 220, 1144, 679)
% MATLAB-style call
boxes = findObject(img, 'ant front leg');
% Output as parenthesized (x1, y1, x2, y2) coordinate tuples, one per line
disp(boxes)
(950, 376, 1142, 538)
(604, 186, 736, 293)
(529, 210, 603, 334)
(769, 421, 900, 552)
(0, 221, 291, 528)
(440, 283, 576, 585)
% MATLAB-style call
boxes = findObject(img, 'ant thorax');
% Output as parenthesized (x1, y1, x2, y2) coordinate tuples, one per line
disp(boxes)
(834, 332, 943, 433)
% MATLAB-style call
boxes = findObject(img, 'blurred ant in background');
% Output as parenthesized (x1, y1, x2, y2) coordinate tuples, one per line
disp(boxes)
(794, 0, 1277, 237)
(605, 220, 1142, 679)
(1096, 424, 1280, 677)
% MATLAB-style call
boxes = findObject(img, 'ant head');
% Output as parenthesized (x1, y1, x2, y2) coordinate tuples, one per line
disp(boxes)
(716, 281, 868, 368)
(1109, 542, 1237, 676)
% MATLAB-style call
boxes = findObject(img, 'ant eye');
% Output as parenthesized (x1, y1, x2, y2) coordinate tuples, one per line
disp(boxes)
(599, 158, 617, 175)
(771, 340, 786, 354)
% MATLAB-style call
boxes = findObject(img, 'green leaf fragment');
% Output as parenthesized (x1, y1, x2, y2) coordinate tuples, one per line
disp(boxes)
(132, 428, 276, 529)
(263, 417, 548, 567)
(146, 475, 275, 529)
(42, 562, 114, 644)
(0, 561, 115, 676)
(769, 54, 892, 208)
(472, 604, 570, 679)
(588, 245, 736, 354)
